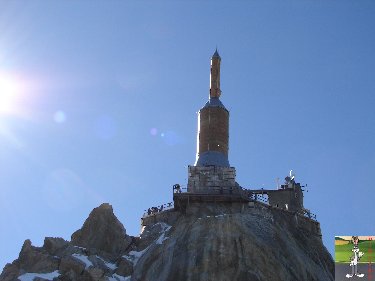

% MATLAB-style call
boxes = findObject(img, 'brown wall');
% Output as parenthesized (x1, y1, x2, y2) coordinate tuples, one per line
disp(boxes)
(197, 107, 229, 156)
(210, 58, 221, 98)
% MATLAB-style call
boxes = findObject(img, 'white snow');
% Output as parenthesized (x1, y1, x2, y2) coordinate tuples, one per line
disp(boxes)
(122, 222, 172, 265)
(72, 253, 93, 269)
(156, 232, 169, 244)
(18, 270, 60, 281)
(156, 222, 172, 232)
(96, 255, 118, 270)
(123, 246, 150, 266)
(107, 273, 131, 281)
(155, 222, 172, 245)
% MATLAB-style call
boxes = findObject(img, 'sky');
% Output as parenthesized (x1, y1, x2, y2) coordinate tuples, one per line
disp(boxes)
(1, 0, 375, 270)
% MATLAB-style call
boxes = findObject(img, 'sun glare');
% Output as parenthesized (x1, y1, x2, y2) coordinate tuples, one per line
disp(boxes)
(0, 75, 20, 114)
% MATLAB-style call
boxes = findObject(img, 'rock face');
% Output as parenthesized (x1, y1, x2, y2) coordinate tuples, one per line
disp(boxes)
(135, 203, 334, 281)
(0, 202, 334, 281)
(71, 203, 132, 258)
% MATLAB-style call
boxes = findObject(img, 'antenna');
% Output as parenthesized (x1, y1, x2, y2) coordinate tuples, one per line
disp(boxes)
(276, 177, 280, 189)
(289, 170, 295, 180)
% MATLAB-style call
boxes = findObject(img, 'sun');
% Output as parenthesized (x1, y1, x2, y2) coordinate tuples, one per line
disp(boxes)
(0, 74, 21, 114)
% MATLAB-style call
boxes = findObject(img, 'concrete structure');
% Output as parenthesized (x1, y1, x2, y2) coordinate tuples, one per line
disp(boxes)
(267, 179, 304, 212)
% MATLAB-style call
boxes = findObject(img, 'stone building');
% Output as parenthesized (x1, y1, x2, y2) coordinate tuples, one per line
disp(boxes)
(176, 49, 309, 217)
(187, 49, 239, 195)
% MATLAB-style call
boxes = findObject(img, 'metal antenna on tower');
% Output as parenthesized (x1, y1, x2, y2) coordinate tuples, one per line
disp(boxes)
(289, 170, 295, 181)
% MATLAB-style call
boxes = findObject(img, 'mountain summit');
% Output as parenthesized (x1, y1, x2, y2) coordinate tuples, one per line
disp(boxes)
(1, 202, 334, 281)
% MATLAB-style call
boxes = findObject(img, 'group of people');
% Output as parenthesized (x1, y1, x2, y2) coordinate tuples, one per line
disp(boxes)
(146, 202, 173, 216)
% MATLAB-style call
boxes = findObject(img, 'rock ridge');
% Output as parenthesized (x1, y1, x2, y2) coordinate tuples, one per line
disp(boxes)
(0, 202, 334, 281)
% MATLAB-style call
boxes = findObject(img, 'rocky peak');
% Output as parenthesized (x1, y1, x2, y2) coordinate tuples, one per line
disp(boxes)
(71, 203, 132, 259)
(0, 202, 334, 281)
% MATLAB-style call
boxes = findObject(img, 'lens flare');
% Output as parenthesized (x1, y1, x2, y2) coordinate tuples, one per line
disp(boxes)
(0, 75, 19, 114)
(54, 110, 66, 123)
(0, 71, 39, 148)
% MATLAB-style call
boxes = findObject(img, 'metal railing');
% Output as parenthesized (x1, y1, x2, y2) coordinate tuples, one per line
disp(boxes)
(173, 185, 270, 204)
(142, 184, 317, 221)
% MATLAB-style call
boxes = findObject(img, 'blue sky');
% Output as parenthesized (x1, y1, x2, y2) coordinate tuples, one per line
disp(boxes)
(1, 0, 374, 269)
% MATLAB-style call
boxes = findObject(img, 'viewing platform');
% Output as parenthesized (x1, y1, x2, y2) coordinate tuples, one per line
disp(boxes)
(141, 183, 316, 222)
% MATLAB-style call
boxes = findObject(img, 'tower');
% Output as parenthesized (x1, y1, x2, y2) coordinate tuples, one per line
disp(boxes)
(195, 49, 230, 167)
(187, 49, 238, 193)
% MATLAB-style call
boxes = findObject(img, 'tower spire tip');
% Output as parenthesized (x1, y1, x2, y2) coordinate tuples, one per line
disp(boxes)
(212, 48, 220, 58)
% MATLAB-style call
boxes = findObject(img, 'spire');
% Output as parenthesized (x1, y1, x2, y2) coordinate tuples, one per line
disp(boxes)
(194, 50, 229, 167)
(210, 48, 221, 98)
(212, 48, 221, 58)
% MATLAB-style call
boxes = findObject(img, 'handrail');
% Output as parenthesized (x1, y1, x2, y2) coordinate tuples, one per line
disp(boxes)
(142, 185, 317, 221)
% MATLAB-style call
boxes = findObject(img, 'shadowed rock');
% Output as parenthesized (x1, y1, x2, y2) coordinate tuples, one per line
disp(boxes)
(18, 240, 59, 273)
(71, 203, 132, 258)
(0, 202, 334, 281)
(131, 203, 334, 281)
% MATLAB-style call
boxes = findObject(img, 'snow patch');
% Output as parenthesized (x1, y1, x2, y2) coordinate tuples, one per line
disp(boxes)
(18, 270, 60, 281)
(122, 223, 172, 265)
(156, 232, 169, 245)
(155, 222, 171, 245)
(123, 246, 150, 266)
(72, 253, 93, 269)
(155, 222, 172, 232)
(107, 273, 131, 281)
(96, 255, 118, 270)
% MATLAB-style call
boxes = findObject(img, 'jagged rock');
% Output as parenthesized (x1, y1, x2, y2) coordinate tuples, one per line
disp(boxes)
(0, 263, 19, 281)
(59, 256, 85, 276)
(61, 244, 88, 257)
(18, 240, 59, 273)
(86, 255, 117, 273)
(71, 203, 132, 258)
(0, 202, 334, 281)
(138, 222, 171, 250)
(115, 258, 133, 277)
(87, 267, 105, 281)
(58, 269, 78, 281)
(43, 237, 69, 256)
(132, 203, 334, 281)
